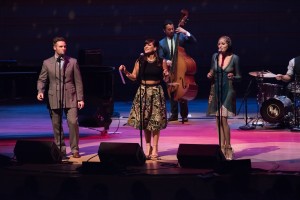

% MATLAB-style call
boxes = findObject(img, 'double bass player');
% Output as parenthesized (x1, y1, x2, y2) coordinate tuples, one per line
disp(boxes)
(158, 19, 197, 122)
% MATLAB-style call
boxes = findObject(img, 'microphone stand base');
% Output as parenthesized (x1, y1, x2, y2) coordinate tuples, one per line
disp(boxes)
(239, 124, 255, 130)
(290, 126, 300, 132)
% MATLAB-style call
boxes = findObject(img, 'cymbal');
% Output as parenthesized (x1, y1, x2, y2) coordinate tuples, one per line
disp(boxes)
(249, 71, 276, 78)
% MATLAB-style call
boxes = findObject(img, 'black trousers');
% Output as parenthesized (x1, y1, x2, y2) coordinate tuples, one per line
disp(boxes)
(170, 92, 188, 118)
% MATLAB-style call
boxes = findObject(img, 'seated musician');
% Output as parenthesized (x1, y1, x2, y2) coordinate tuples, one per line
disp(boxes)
(276, 56, 300, 82)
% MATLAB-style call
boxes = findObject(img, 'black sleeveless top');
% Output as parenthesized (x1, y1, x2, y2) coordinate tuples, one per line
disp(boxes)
(139, 58, 163, 81)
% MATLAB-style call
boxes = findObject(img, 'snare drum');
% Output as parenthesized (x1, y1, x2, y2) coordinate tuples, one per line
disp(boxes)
(257, 83, 283, 103)
(260, 96, 292, 123)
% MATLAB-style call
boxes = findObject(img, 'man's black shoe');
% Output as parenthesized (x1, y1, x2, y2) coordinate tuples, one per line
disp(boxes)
(62, 155, 69, 160)
(168, 115, 178, 121)
(183, 118, 188, 122)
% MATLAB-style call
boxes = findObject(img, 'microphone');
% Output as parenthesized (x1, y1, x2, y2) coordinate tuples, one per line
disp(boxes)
(57, 54, 64, 62)
(138, 53, 144, 61)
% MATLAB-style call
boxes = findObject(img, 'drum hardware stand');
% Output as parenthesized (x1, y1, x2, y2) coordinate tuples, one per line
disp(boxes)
(291, 76, 300, 131)
(251, 73, 266, 127)
(251, 104, 265, 127)
(239, 78, 255, 130)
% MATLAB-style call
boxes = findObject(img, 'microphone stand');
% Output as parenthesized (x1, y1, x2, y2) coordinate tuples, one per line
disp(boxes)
(139, 56, 144, 149)
(215, 53, 222, 147)
(139, 86, 143, 149)
(239, 78, 255, 130)
(57, 56, 64, 158)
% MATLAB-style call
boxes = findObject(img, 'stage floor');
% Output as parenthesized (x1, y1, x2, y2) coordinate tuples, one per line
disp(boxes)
(1, 98, 300, 199)
(1, 98, 300, 172)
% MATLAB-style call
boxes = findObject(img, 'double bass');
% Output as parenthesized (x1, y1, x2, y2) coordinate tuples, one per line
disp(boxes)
(168, 9, 198, 101)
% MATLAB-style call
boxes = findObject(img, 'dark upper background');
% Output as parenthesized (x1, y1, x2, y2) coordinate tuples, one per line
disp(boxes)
(1, 0, 300, 102)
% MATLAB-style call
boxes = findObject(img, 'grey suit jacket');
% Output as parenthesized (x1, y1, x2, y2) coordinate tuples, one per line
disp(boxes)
(37, 56, 84, 109)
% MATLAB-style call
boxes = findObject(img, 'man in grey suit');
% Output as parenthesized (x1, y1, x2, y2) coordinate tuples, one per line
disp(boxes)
(159, 20, 197, 122)
(37, 36, 84, 159)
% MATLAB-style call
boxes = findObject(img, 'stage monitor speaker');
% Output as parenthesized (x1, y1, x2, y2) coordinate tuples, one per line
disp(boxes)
(177, 144, 225, 169)
(14, 140, 62, 164)
(98, 142, 146, 166)
(0, 154, 11, 166)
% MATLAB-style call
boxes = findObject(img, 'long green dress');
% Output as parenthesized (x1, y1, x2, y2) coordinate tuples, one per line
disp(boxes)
(207, 53, 242, 117)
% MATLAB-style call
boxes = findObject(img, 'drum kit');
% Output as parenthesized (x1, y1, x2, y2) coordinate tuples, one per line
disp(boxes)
(248, 71, 300, 129)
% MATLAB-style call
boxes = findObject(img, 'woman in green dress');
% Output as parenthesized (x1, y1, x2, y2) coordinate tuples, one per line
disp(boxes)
(207, 36, 241, 160)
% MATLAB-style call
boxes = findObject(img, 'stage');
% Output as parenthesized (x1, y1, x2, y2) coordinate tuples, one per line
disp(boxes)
(1, 99, 300, 200)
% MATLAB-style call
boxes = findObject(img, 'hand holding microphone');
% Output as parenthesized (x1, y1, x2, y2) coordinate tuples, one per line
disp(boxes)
(119, 65, 126, 73)
(118, 65, 126, 84)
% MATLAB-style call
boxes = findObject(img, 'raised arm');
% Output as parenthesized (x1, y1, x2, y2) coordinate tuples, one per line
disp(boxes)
(119, 60, 140, 81)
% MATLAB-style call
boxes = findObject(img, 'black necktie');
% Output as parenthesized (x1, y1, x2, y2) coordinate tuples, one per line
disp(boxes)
(170, 38, 174, 59)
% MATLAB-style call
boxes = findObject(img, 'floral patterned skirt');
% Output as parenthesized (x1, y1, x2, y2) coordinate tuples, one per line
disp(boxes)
(127, 84, 167, 131)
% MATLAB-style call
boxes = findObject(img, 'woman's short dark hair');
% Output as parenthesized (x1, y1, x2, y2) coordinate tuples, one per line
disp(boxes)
(144, 38, 158, 48)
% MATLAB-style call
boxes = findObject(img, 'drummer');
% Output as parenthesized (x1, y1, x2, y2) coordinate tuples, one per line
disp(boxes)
(276, 56, 300, 130)
(276, 56, 300, 82)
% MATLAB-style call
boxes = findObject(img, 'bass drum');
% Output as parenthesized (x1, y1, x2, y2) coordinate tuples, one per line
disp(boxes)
(260, 96, 292, 123)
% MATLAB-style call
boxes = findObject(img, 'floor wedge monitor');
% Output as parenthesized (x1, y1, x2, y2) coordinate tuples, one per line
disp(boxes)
(98, 142, 146, 166)
(177, 144, 225, 169)
(14, 140, 62, 164)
